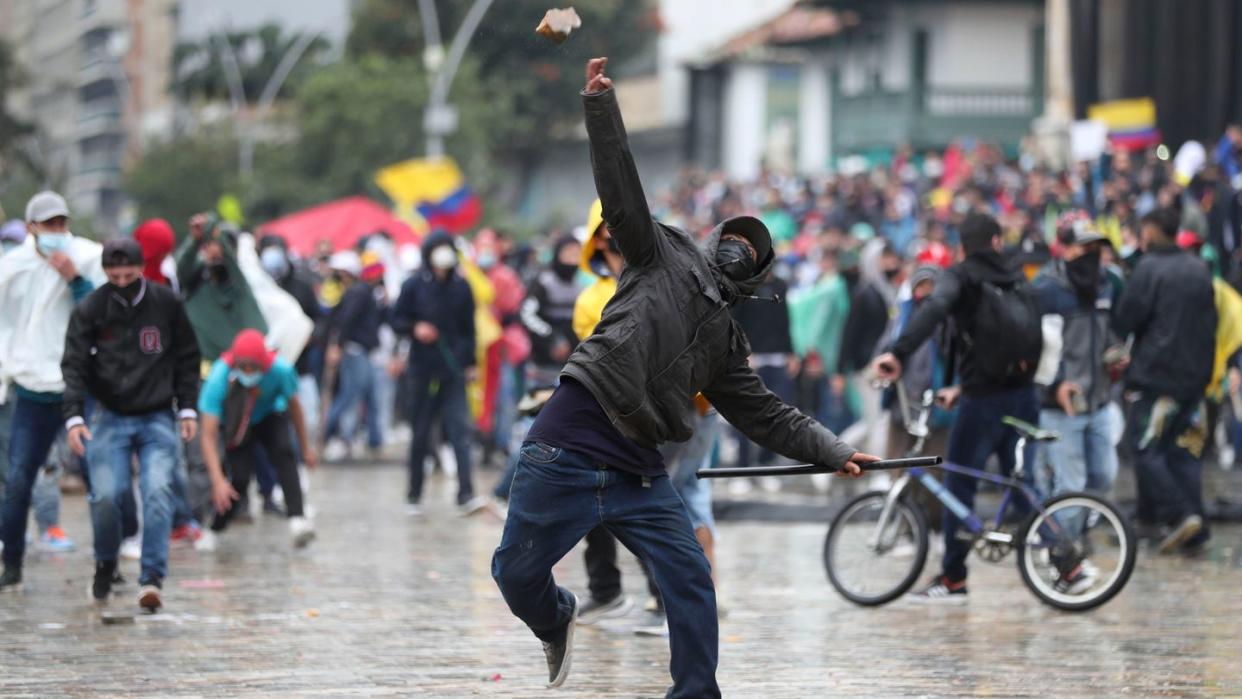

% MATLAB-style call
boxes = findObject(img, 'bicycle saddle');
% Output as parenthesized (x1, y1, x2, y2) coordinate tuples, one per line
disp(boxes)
(1001, 416, 1059, 442)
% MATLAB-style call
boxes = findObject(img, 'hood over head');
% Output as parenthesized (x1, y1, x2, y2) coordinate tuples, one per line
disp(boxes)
(702, 215, 776, 300)
(421, 230, 456, 261)
(580, 198, 608, 275)
(132, 218, 175, 284)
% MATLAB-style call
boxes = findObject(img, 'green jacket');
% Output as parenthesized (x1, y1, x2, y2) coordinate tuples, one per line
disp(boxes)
(175, 234, 267, 361)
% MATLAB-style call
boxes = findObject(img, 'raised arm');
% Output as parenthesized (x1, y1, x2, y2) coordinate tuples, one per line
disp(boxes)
(582, 57, 658, 267)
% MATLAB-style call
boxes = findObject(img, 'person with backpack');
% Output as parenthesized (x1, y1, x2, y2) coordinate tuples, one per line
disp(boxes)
(872, 212, 1067, 603)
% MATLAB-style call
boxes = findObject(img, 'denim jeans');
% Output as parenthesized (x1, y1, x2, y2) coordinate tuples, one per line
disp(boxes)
(87, 408, 181, 584)
(492, 443, 719, 699)
(941, 386, 1039, 582)
(2, 396, 69, 568)
(1127, 394, 1209, 544)
(325, 347, 381, 450)
(1036, 408, 1119, 498)
(0, 399, 11, 497)
(406, 369, 474, 505)
(492, 415, 534, 500)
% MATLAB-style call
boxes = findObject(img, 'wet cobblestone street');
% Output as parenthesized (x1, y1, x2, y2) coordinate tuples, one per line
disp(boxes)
(2, 462, 1240, 697)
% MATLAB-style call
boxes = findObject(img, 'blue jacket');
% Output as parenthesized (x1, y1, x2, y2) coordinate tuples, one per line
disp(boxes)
(390, 234, 476, 377)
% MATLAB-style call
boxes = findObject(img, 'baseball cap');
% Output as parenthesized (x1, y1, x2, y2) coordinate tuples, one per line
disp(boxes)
(720, 216, 773, 265)
(25, 191, 70, 224)
(101, 237, 145, 268)
(329, 250, 362, 277)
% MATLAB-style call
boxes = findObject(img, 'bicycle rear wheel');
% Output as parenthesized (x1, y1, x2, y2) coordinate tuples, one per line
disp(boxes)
(1016, 491, 1136, 612)
(824, 491, 929, 606)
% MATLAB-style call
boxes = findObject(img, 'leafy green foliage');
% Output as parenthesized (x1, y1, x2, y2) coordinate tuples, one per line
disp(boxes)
(173, 24, 331, 104)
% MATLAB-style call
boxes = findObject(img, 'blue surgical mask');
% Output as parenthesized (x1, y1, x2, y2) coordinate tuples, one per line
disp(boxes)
(1, 240, 18, 255)
(36, 231, 71, 256)
(230, 369, 263, 387)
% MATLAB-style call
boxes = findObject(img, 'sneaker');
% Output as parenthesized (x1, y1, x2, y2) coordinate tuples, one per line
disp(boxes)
(1158, 515, 1203, 554)
(577, 594, 633, 625)
(542, 593, 578, 688)
(138, 581, 163, 613)
(111, 571, 128, 588)
(194, 530, 218, 552)
(119, 536, 142, 561)
(323, 440, 349, 463)
(0, 565, 22, 592)
(233, 495, 254, 524)
(37, 526, 76, 553)
(91, 561, 116, 605)
(1053, 562, 1096, 595)
(405, 503, 424, 517)
(262, 495, 285, 517)
(289, 516, 316, 548)
(909, 576, 968, 605)
(458, 496, 489, 517)
(170, 522, 203, 547)
(632, 612, 669, 638)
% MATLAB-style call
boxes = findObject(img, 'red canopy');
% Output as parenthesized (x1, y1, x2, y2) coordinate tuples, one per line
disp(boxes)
(258, 196, 420, 256)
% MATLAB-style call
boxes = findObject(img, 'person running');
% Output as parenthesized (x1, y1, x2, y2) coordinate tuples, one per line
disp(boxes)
(322, 251, 384, 460)
(491, 57, 874, 698)
(62, 238, 202, 611)
(0, 191, 105, 591)
(197, 330, 318, 548)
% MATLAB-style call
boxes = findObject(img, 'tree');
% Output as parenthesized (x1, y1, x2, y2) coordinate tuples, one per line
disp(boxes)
(0, 38, 44, 218)
(346, 0, 656, 148)
(125, 130, 238, 236)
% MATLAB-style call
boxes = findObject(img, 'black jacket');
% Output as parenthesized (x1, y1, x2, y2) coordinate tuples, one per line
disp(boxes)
(62, 280, 201, 420)
(390, 233, 476, 377)
(1114, 245, 1216, 401)
(730, 277, 793, 355)
(560, 88, 855, 468)
(329, 282, 381, 352)
(840, 280, 889, 374)
(889, 251, 1031, 396)
(520, 268, 581, 369)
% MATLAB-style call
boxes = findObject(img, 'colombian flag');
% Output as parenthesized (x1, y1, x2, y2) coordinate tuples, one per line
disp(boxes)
(375, 157, 482, 234)
(1088, 98, 1161, 151)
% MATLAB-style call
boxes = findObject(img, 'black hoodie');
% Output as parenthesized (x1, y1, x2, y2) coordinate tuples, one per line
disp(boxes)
(556, 88, 855, 469)
(889, 250, 1031, 396)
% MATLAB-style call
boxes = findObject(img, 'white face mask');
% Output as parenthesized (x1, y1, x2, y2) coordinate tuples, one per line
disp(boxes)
(429, 245, 457, 270)
(36, 231, 71, 256)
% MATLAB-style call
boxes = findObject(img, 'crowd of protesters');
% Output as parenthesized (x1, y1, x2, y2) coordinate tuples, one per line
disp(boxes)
(1, 125, 1240, 616)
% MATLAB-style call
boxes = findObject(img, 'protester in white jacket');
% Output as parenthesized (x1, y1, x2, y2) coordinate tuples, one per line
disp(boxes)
(0, 192, 105, 590)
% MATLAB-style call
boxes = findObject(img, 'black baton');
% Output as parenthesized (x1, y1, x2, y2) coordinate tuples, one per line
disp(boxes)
(696, 456, 943, 479)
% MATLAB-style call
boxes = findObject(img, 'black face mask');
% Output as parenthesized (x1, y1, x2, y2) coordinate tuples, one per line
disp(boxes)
(207, 262, 229, 284)
(713, 239, 755, 282)
(883, 267, 901, 281)
(110, 279, 141, 303)
(1065, 249, 1101, 303)
(551, 259, 578, 282)
(606, 236, 621, 255)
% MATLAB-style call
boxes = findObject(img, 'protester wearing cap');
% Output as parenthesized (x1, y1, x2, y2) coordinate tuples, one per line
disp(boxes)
(197, 329, 317, 549)
(0, 191, 106, 591)
(322, 250, 385, 461)
(1031, 215, 1126, 521)
(175, 212, 267, 361)
(490, 58, 872, 697)
(60, 237, 202, 611)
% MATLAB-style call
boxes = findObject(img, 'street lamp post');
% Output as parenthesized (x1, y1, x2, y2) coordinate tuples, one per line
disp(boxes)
(418, 0, 496, 158)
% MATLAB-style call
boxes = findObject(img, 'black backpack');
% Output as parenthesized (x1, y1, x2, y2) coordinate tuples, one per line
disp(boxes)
(963, 279, 1043, 384)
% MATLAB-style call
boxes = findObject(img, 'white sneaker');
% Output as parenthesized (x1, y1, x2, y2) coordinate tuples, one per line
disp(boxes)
(323, 440, 349, 463)
(194, 530, 218, 552)
(119, 536, 142, 561)
(458, 496, 488, 517)
(405, 503, 423, 517)
(289, 517, 316, 548)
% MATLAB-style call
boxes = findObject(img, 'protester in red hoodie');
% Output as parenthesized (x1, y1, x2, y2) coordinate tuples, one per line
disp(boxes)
(133, 218, 176, 288)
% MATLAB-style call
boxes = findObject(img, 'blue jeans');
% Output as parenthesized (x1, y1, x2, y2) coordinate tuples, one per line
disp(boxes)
(87, 408, 180, 584)
(1037, 408, 1119, 498)
(2, 396, 69, 567)
(492, 443, 719, 699)
(406, 369, 474, 505)
(941, 386, 1039, 582)
(325, 348, 381, 450)
(1127, 394, 1209, 544)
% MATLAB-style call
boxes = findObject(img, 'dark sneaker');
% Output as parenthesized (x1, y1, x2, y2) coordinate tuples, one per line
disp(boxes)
(1053, 560, 1097, 595)
(632, 611, 669, 638)
(909, 575, 968, 605)
(0, 565, 22, 592)
(138, 580, 163, 613)
(1158, 515, 1203, 554)
(111, 571, 128, 587)
(543, 593, 578, 688)
(577, 594, 633, 625)
(91, 561, 117, 605)
(262, 495, 285, 517)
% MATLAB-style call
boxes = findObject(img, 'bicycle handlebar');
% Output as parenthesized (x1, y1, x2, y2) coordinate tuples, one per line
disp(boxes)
(696, 456, 943, 479)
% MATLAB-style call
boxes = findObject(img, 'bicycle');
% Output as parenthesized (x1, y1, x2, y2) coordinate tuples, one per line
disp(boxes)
(819, 382, 1135, 612)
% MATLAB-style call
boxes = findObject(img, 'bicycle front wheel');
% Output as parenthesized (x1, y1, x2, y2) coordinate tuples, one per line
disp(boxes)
(824, 491, 929, 606)
(1017, 491, 1136, 612)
